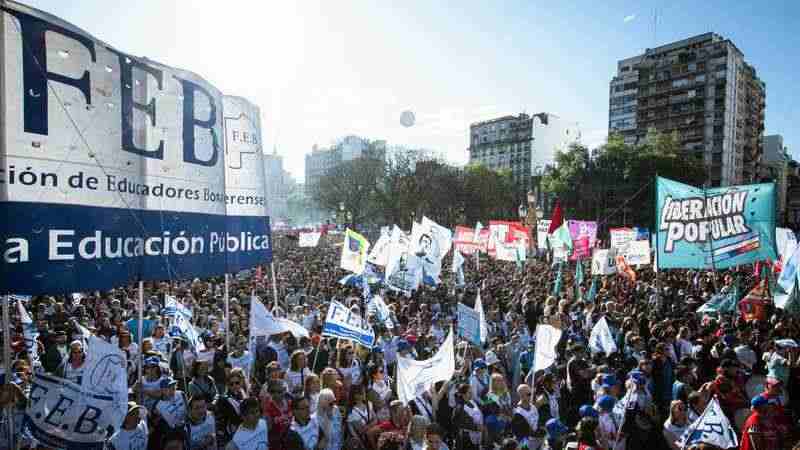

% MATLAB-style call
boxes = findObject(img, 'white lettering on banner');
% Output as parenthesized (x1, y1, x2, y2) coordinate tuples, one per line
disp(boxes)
(658, 192, 750, 252)
(322, 300, 375, 347)
(591, 248, 617, 275)
(20, 230, 270, 263)
(26, 373, 120, 448)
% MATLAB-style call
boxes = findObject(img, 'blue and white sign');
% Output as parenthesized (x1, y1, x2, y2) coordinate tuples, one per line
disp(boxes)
(679, 397, 738, 449)
(322, 300, 375, 347)
(25, 373, 120, 449)
(457, 302, 481, 346)
(656, 177, 777, 269)
(0, 3, 272, 294)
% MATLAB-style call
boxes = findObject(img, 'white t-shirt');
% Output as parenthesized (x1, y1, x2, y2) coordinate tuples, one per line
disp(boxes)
(187, 413, 216, 449)
(232, 419, 269, 450)
(286, 368, 313, 393)
(290, 416, 320, 450)
(156, 392, 187, 428)
(109, 420, 148, 450)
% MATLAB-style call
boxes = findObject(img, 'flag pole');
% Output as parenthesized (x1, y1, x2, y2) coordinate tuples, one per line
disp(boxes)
(2, 295, 14, 447)
(137, 281, 144, 406)
(224, 274, 230, 352)
(270, 261, 280, 312)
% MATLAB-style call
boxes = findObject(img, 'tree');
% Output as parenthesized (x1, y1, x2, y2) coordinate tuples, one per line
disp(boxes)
(462, 164, 517, 224)
(542, 129, 706, 230)
(310, 156, 383, 228)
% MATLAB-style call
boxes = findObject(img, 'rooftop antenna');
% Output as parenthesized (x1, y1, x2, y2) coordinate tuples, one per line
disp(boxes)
(653, 7, 658, 46)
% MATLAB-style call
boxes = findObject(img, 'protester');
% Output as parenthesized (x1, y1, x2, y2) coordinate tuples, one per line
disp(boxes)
(4, 230, 800, 450)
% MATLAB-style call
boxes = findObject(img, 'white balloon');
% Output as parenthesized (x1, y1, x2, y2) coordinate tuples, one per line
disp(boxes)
(400, 110, 415, 127)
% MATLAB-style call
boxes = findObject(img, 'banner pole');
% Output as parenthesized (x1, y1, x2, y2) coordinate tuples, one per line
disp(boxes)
(224, 274, 230, 351)
(270, 261, 280, 312)
(703, 185, 720, 292)
(137, 281, 144, 406)
(2, 295, 14, 448)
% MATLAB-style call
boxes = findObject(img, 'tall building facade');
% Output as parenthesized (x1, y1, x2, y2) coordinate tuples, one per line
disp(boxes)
(263, 150, 291, 221)
(467, 112, 580, 188)
(762, 135, 789, 219)
(609, 33, 766, 187)
(304, 135, 386, 192)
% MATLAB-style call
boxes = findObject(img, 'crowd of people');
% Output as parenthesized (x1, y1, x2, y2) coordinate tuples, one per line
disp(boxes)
(1, 230, 799, 450)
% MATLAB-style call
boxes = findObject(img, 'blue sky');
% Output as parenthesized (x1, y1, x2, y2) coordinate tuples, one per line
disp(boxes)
(20, 0, 800, 180)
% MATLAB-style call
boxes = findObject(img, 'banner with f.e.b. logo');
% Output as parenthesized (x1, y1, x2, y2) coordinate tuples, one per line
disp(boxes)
(655, 176, 777, 269)
(0, 3, 271, 294)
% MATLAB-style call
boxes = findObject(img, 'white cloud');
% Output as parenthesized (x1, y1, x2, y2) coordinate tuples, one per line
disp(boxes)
(623, 14, 636, 23)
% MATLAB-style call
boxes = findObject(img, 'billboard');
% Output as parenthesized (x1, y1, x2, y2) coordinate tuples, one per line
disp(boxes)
(655, 176, 776, 269)
(0, 3, 271, 294)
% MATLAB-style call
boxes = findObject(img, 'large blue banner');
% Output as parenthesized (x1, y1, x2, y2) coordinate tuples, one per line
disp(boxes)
(655, 177, 777, 269)
(0, 3, 272, 294)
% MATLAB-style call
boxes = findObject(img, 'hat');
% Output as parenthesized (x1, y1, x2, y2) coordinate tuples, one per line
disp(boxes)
(751, 395, 768, 409)
(485, 351, 500, 366)
(397, 340, 411, 352)
(405, 334, 418, 344)
(601, 374, 618, 389)
(628, 370, 646, 385)
(160, 377, 178, 389)
(596, 395, 616, 412)
(545, 418, 569, 437)
(372, 346, 384, 354)
(473, 359, 488, 370)
(144, 356, 160, 367)
(765, 377, 783, 386)
(126, 402, 143, 417)
(579, 405, 598, 418)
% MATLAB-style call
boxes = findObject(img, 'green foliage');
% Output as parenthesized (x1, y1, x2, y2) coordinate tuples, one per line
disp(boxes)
(311, 146, 518, 228)
(541, 129, 706, 228)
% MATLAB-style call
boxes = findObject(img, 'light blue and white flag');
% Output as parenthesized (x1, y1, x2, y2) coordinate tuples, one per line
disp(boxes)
(678, 397, 738, 449)
(164, 295, 193, 319)
(10, 294, 31, 304)
(452, 250, 465, 287)
(475, 290, 488, 345)
(367, 295, 394, 329)
(589, 316, 618, 356)
(170, 313, 206, 352)
(322, 300, 375, 347)
(17, 300, 41, 370)
(778, 245, 800, 294)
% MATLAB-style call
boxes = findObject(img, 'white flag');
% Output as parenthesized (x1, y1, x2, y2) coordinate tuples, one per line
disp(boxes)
(17, 300, 40, 369)
(368, 228, 392, 266)
(589, 316, 618, 356)
(452, 250, 465, 286)
(83, 336, 128, 429)
(475, 290, 489, 344)
(397, 329, 455, 404)
(679, 397, 738, 449)
(367, 295, 394, 329)
(532, 324, 562, 374)
(250, 295, 309, 339)
(298, 231, 322, 248)
(474, 222, 484, 243)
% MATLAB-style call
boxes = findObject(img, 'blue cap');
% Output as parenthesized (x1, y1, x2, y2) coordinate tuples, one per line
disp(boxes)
(160, 377, 177, 389)
(372, 346, 384, 354)
(751, 395, 768, 408)
(144, 356, 160, 366)
(628, 370, 646, 385)
(579, 405, 598, 418)
(545, 418, 569, 437)
(473, 359, 487, 370)
(597, 395, 616, 412)
(397, 340, 411, 352)
(601, 375, 618, 388)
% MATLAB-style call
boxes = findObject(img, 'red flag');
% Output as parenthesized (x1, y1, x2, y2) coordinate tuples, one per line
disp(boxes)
(547, 201, 563, 234)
